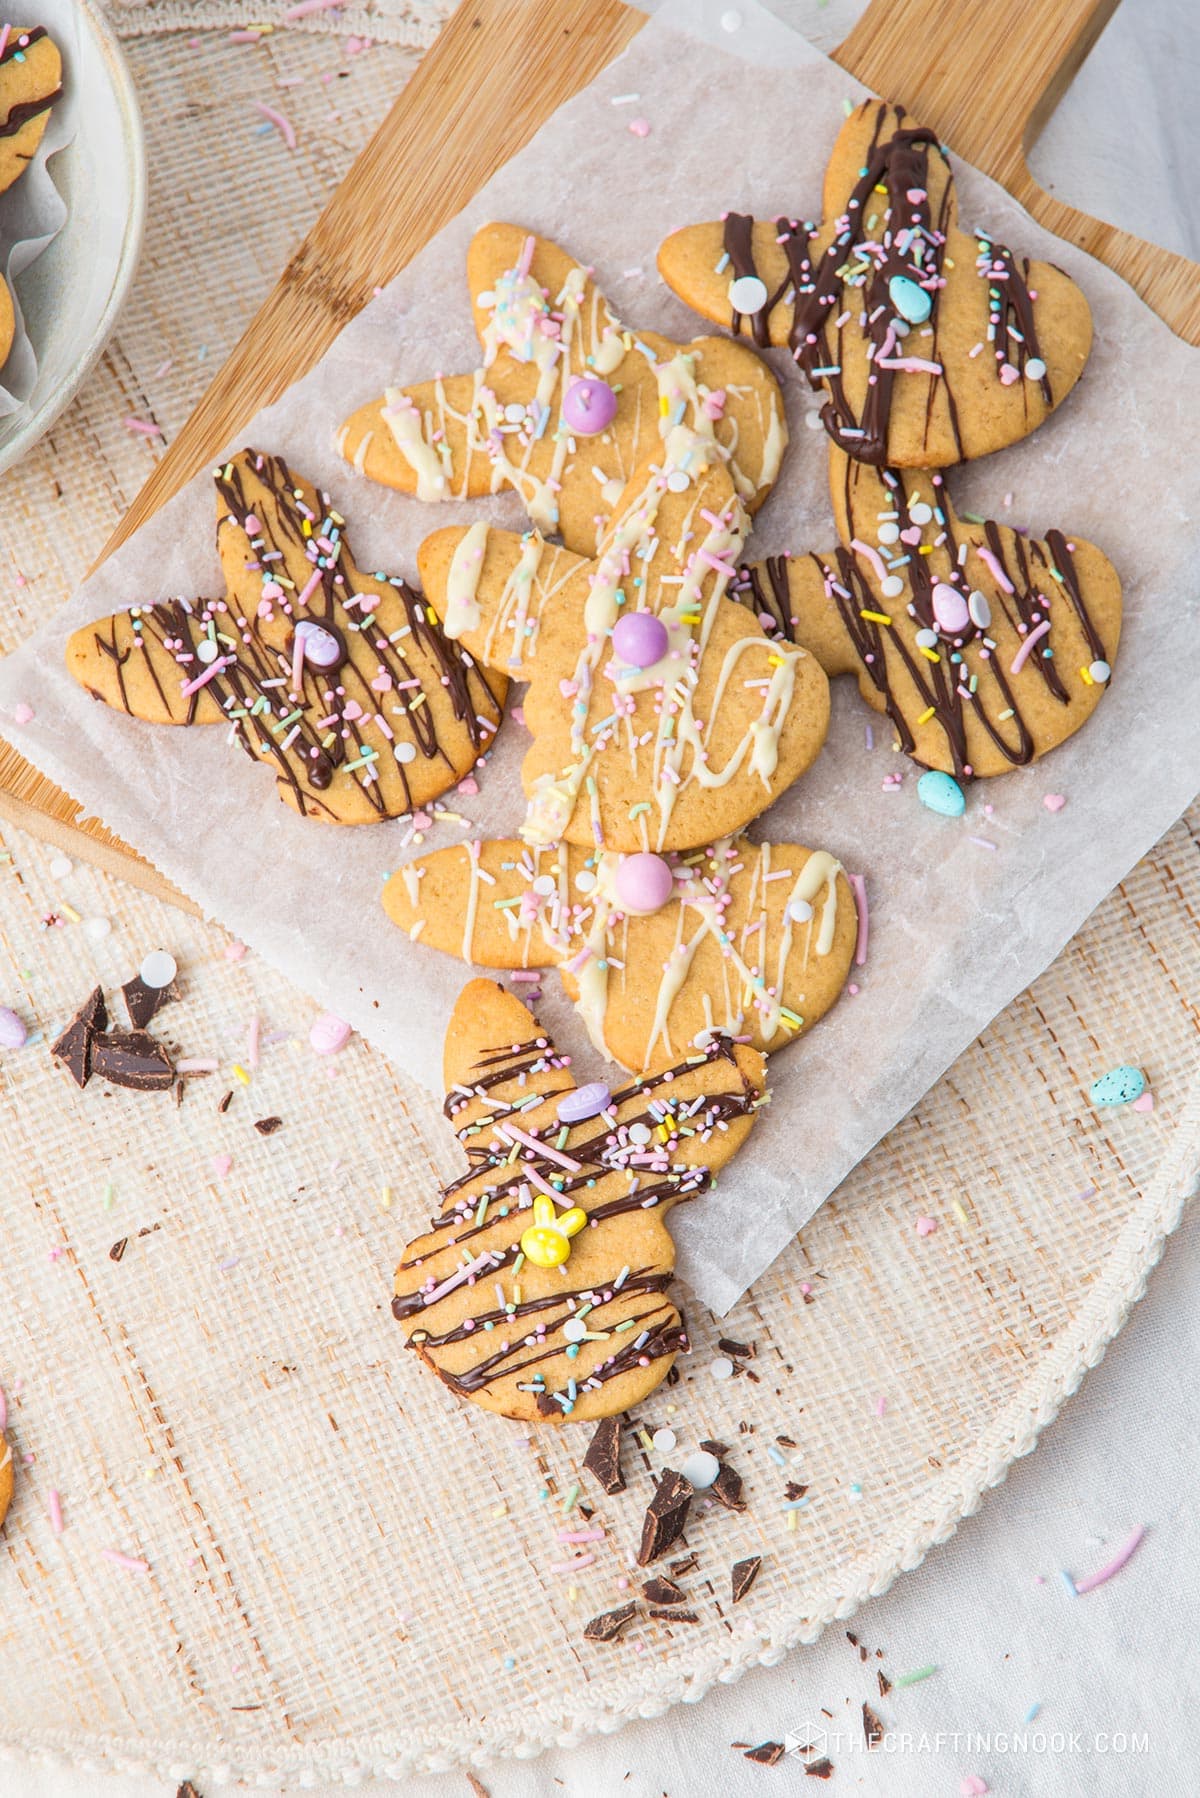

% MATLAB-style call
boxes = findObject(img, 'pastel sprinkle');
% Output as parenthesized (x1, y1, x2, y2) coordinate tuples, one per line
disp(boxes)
(1069, 1523, 1146, 1594)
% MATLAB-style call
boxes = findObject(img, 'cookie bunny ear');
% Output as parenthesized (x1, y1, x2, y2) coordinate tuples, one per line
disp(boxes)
(384, 834, 857, 1073)
(736, 445, 1121, 779)
(338, 224, 787, 556)
(417, 524, 589, 681)
(658, 99, 1092, 468)
(67, 449, 506, 824)
(393, 976, 765, 1421)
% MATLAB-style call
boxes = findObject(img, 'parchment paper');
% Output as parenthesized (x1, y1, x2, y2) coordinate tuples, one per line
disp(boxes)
(0, 0, 78, 417)
(0, 0, 1196, 1313)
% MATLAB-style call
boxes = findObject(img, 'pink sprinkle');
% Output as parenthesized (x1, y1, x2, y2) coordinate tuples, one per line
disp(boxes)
(1132, 1092, 1155, 1113)
(550, 1554, 596, 1573)
(628, 117, 651, 137)
(12, 702, 33, 725)
(212, 1153, 233, 1179)
(180, 655, 234, 698)
(254, 101, 297, 151)
(457, 776, 480, 796)
(976, 545, 1014, 593)
(176, 1057, 219, 1074)
(0, 1387, 6, 1431)
(876, 355, 943, 375)
(1043, 793, 1066, 812)
(229, 28, 263, 42)
(915, 1215, 939, 1236)
(296, 569, 322, 608)
(960, 1780, 988, 1796)
(497, 1121, 581, 1171)
(1009, 617, 1051, 674)
(850, 537, 887, 584)
(101, 1548, 150, 1574)
(48, 1489, 64, 1535)
(999, 362, 1020, 384)
(246, 1014, 260, 1071)
(556, 1527, 605, 1543)
(849, 873, 869, 967)
(224, 940, 247, 961)
(123, 417, 164, 438)
(0, 26, 10, 58)
(874, 1396, 887, 1416)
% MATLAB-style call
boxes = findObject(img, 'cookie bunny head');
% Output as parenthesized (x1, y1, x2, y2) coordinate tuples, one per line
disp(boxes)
(417, 425, 831, 854)
(735, 446, 1121, 780)
(383, 833, 856, 1073)
(66, 450, 506, 825)
(392, 978, 765, 1422)
(338, 224, 788, 555)
(657, 101, 1092, 469)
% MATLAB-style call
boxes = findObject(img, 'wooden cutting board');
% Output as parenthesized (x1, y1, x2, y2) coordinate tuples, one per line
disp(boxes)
(1, 0, 1195, 914)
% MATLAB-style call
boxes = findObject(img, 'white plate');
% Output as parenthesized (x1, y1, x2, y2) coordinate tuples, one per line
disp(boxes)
(0, 0, 145, 473)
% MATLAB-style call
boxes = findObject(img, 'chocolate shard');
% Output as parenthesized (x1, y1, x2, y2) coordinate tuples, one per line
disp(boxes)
(253, 1116, 284, 1135)
(583, 1600, 637, 1643)
(649, 1607, 698, 1622)
(805, 1758, 834, 1779)
(699, 1438, 729, 1458)
(177, 1783, 204, 1798)
(642, 1575, 687, 1606)
(91, 1030, 175, 1092)
(669, 1552, 699, 1577)
(731, 1554, 762, 1603)
(862, 1700, 884, 1749)
(785, 1481, 808, 1501)
(582, 1415, 625, 1494)
(121, 973, 181, 1029)
(709, 1460, 747, 1511)
(109, 1238, 128, 1263)
(51, 986, 107, 1087)
(637, 1469, 691, 1566)
(743, 1741, 785, 1766)
(718, 1336, 755, 1359)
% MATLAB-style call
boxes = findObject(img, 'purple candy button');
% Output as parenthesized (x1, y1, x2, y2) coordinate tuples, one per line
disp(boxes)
(562, 376, 618, 436)
(557, 1080, 611, 1124)
(613, 611, 669, 669)
(615, 851, 675, 915)
(295, 620, 344, 669)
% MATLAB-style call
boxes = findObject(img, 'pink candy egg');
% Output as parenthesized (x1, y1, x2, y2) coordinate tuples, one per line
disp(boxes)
(614, 852, 674, 915)
(310, 1012, 353, 1056)
(612, 611, 669, 669)
(931, 582, 970, 634)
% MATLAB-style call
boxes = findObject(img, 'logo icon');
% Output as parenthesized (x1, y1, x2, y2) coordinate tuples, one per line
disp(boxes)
(784, 1724, 829, 1759)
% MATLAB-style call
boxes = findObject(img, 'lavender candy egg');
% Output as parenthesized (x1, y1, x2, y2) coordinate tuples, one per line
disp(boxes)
(0, 1007, 27, 1049)
(931, 582, 970, 634)
(557, 1081, 611, 1124)
(294, 620, 343, 669)
(562, 376, 618, 437)
(615, 851, 675, 915)
(612, 611, 669, 670)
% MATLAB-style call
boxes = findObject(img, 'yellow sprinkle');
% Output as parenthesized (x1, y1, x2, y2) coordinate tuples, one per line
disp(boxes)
(873, 182, 887, 193)
(767, 654, 784, 667)
(231, 1063, 251, 1085)
(916, 705, 936, 725)
(1079, 666, 1095, 686)
(491, 1503, 508, 1519)
(425, 606, 440, 625)
(655, 1123, 670, 1143)
(918, 544, 933, 555)
(568, 1584, 579, 1602)
(860, 609, 892, 626)
(952, 1198, 969, 1224)
(659, 395, 670, 417)
(379, 1185, 393, 1211)
(60, 903, 81, 923)
(302, 519, 312, 537)
(787, 1507, 798, 1530)
(919, 645, 941, 663)
(513, 1284, 522, 1305)
(638, 1427, 655, 1452)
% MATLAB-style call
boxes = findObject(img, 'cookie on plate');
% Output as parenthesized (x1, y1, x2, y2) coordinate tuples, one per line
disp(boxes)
(657, 100, 1092, 468)
(66, 448, 506, 824)
(392, 978, 765, 1421)
(338, 224, 787, 554)
(0, 25, 63, 365)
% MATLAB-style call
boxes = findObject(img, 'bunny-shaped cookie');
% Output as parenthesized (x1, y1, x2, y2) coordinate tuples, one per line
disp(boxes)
(392, 977, 765, 1421)
(734, 446, 1121, 779)
(657, 101, 1091, 469)
(0, 25, 63, 367)
(338, 224, 788, 555)
(384, 834, 856, 1073)
(417, 425, 830, 853)
(67, 449, 506, 824)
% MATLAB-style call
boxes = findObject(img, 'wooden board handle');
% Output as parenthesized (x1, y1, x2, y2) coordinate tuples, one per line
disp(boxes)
(836, 0, 1200, 343)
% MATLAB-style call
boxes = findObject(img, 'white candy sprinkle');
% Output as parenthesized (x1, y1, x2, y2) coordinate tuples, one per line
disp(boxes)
(909, 501, 933, 525)
(49, 855, 73, 880)
(804, 410, 824, 431)
(1089, 659, 1111, 683)
(787, 898, 814, 923)
(915, 628, 939, 650)
(652, 1427, 677, 1453)
(139, 949, 177, 990)
(574, 869, 597, 893)
(82, 916, 112, 941)
(503, 402, 526, 423)
(531, 873, 556, 896)
(562, 1317, 588, 1343)
(881, 575, 905, 599)
(1024, 357, 1047, 381)
(728, 274, 768, 316)
(627, 1121, 653, 1145)
(680, 1449, 721, 1489)
(666, 470, 691, 492)
(196, 639, 221, 665)
(394, 742, 417, 763)
(710, 1356, 735, 1381)
(877, 522, 900, 545)
(720, 7, 743, 30)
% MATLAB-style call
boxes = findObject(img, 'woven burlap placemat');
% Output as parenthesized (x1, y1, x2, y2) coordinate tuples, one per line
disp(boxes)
(0, 12, 1196, 1785)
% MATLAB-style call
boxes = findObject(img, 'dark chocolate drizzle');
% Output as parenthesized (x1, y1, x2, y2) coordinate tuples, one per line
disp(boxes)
(84, 449, 503, 820)
(721, 104, 1052, 464)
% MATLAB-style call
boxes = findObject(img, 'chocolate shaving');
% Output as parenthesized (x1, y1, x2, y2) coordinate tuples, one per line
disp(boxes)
(718, 1336, 755, 1359)
(862, 1700, 884, 1748)
(699, 1438, 729, 1457)
(742, 1741, 785, 1766)
(669, 1553, 699, 1577)
(785, 1481, 808, 1501)
(709, 1461, 747, 1511)
(637, 1468, 691, 1565)
(109, 1238, 128, 1262)
(648, 1606, 698, 1622)
(805, 1758, 834, 1779)
(731, 1555, 762, 1603)
(121, 973, 180, 1029)
(466, 1777, 491, 1798)
(877, 1669, 892, 1697)
(777, 1433, 798, 1448)
(218, 1090, 233, 1113)
(91, 1030, 175, 1091)
(582, 1415, 625, 1494)
(583, 1601, 637, 1643)
(177, 1784, 204, 1798)
(51, 986, 106, 1087)
(253, 1116, 284, 1135)
(642, 1575, 687, 1606)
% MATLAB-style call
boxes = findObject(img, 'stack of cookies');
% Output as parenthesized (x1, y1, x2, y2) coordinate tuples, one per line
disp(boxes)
(67, 103, 1121, 1422)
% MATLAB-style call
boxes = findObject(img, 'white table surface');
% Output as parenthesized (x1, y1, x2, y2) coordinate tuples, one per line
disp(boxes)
(4, 0, 1198, 1793)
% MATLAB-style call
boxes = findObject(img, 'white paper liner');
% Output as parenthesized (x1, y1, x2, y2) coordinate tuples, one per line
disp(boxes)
(0, 0, 1197, 1313)
(0, 0, 78, 419)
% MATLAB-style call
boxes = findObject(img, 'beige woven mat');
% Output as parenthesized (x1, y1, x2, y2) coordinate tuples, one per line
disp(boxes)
(0, 13, 1197, 1786)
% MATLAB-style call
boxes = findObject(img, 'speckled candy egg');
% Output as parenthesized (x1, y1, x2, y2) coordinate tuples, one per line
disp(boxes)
(917, 770, 966, 818)
(1088, 1065, 1146, 1107)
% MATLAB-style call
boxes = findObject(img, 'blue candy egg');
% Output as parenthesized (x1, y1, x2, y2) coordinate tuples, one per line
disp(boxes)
(1088, 1065, 1146, 1107)
(889, 274, 933, 324)
(917, 770, 966, 818)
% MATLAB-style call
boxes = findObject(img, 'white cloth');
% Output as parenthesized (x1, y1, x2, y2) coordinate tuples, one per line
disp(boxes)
(6, 1, 1197, 1793)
